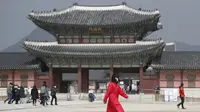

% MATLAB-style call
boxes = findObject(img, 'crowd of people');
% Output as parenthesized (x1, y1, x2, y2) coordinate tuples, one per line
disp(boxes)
(3, 76, 186, 111)
(4, 81, 58, 106)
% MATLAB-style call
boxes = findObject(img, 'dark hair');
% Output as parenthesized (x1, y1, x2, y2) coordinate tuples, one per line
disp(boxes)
(111, 74, 119, 83)
(33, 85, 36, 89)
(180, 83, 184, 87)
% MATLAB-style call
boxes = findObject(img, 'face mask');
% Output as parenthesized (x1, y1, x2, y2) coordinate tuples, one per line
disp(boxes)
(54, 86, 56, 88)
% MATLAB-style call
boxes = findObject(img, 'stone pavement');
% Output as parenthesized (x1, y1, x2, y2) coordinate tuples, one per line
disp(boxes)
(0, 100, 200, 112)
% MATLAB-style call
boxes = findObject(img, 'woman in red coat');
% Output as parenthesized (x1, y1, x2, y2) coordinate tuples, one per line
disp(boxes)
(103, 74, 128, 112)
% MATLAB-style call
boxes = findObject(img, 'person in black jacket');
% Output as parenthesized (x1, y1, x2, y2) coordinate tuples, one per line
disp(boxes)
(50, 85, 57, 105)
(31, 85, 38, 106)
(19, 86, 25, 104)
(12, 85, 20, 104)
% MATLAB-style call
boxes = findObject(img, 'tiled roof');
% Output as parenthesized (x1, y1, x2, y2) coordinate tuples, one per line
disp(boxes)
(21, 40, 165, 66)
(0, 52, 39, 70)
(152, 51, 200, 69)
(21, 40, 165, 57)
(28, 4, 160, 26)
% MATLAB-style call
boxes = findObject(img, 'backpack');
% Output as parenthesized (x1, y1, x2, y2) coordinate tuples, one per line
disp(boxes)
(40, 86, 46, 94)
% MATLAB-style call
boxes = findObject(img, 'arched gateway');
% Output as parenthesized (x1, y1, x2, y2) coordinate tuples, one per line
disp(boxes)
(21, 3, 164, 93)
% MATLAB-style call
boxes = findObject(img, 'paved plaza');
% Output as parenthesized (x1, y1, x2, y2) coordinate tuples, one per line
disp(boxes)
(0, 100, 200, 112)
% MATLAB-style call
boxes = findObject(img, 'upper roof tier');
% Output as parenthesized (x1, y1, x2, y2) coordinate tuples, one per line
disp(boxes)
(28, 3, 160, 26)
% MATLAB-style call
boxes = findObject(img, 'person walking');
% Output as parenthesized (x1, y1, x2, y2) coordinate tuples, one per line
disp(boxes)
(50, 85, 58, 105)
(4, 83, 13, 104)
(103, 74, 128, 112)
(177, 83, 186, 109)
(13, 85, 20, 104)
(9, 84, 15, 104)
(40, 83, 47, 106)
(10, 85, 18, 104)
(44, 85, 49, 105)
(19, 85, 25, 104)
(31, 85, 39, 106)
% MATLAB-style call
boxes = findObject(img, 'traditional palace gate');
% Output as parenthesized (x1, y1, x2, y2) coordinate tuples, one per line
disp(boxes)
(22, 2, 164, 93)
(51, 66, 144, 93)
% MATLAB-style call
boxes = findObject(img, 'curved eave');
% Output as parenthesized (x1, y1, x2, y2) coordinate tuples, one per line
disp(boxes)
(27, 4, 160, 26)
(0, 65, 40, 70)
(21, 41, 165, 57)
(28, 14, 160, 27)
(151, 64, 200, 70)
(29, 4, 159, 17)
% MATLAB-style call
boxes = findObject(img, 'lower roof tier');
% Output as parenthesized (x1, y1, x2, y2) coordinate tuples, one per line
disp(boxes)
(152, 51, 200, 70)
(21, 40, 165, 57)
(21, 40, 165, 66)
(0, 51, 200, 70)
(0, 52, 39, 70)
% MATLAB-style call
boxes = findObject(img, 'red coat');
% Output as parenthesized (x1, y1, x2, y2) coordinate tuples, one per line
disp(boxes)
(104, 82, 128, 112)
(179, 87, 185, 97)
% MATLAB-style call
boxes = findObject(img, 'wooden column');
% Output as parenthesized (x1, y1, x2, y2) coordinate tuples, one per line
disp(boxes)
(82, 68, 89, 93)
(156, 70, 160, 86)
(85, 69, 89, 93)
(53, 69, 61, 92)
(78, 64, 82, 93)
(34, 70, 37, 85)
(139, 63, 144, 92)
(180, 69, 184, 83)
(58, 70, 62, 92)
(110, 64, 113, 81)
(49, 68, 53, 88)
(12, 70, 15, 84)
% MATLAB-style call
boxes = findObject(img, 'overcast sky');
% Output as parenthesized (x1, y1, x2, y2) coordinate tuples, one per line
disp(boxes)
(0, 0, 200, 50)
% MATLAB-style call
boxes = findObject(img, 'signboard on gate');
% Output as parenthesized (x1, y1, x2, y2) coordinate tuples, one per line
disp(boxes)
(88, 27, 103, 35)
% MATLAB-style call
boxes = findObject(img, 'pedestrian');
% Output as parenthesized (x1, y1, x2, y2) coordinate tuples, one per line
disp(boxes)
(26, 86, 32, 103)
(31, 85, 39, 106)
(50, 85, 58, 105)
(19, 85, 25, 104)
(4, 83, 13, 104)
(177, 83, 186, 109)
(88, 90, 96, 102)
(155, 85, 160, 101)
(40, 83, 47, 106)
(44, 84, 49, 105)
(13, 85, 20, 104)
(9, 84, 15, 104)
(103, 74, 128, 112)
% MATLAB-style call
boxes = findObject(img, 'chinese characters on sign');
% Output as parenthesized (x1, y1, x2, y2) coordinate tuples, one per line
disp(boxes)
(89, 28, 103, 34)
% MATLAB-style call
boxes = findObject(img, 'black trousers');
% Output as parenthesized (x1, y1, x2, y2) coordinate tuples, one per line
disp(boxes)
(177, 97, 185, 108)
(40, 93, 46, 106)
(33, 99, 36, 105)
(51, 95, 57, 105)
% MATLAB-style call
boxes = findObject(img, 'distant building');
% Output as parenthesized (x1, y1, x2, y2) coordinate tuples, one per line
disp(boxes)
(164, 42, 176, 51)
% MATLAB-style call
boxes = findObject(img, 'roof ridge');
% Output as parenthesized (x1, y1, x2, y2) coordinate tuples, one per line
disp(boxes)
(163, 51, 200, 53)
(29, 3, 159, 16)
(0, 52, 28, 54)
(72, 3, 124, 7)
